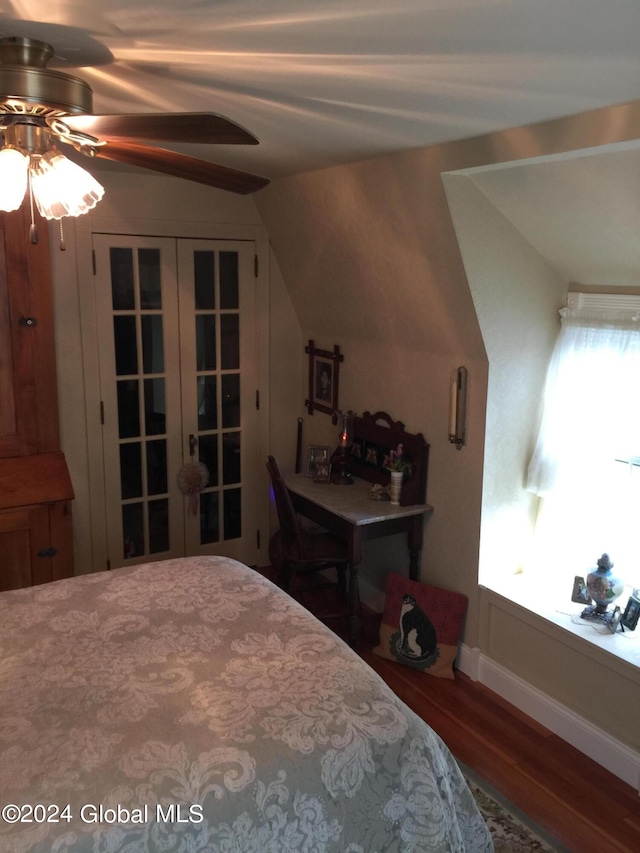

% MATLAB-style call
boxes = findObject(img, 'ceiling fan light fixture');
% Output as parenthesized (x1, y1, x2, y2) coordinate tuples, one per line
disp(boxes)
(29, 150, 104, 220)
(0, 146, 29, 212)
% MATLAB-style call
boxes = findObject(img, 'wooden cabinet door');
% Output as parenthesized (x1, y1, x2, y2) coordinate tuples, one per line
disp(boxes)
(0, 505, 52, 591)
(0, 208, 75, 589)
(0, 207, 60, 458)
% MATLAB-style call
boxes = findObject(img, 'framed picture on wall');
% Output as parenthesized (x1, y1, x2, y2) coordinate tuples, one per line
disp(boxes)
(304, 340, 343, 423)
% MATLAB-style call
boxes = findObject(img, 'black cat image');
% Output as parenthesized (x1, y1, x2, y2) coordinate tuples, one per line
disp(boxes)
(397, 593, 437, 660)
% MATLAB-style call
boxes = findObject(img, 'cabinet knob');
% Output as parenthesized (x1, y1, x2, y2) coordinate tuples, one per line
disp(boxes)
(19, 316, 38, 327)
(37, 547, 58, 558)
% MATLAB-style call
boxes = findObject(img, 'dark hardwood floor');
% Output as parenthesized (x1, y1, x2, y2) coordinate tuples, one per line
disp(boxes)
(360, 645, 640, 853)
(257, 566, 640, 853)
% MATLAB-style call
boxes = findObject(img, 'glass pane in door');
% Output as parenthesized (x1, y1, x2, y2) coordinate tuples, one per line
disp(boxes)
(224, 489, 242, 540)
(194, 251, 215, 310)
(122, 503, 143, 558)
(110, 248, 135, 310)
(117, 380, 140, 439)
(197, 376, 217, 430)
(144, 379, 166, 435)
(196, 316, 216, 370)
(120, 443, 142, 499)
(147, 439, 168, 494)
(198, 434, 218, 486)
(222, 431, 241, 485)
(219, 251, 239, 309)
(199, 492, 219, 544)
(220, 315, 239, 369)
(149, 499, 169, 553)
(142, 316, 164, 373)
(114, 317, 138, 375)
(139, 249, 162, 309)
(221, 375, 240, 428)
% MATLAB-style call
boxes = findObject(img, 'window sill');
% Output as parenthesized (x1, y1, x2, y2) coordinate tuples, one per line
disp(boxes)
(480, 573, 640, 673)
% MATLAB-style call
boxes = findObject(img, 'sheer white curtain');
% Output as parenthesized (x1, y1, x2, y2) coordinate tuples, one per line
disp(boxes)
(526, 307, 640, 585)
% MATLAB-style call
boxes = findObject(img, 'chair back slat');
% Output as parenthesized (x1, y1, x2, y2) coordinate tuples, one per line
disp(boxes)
(266, 456, 306, 561)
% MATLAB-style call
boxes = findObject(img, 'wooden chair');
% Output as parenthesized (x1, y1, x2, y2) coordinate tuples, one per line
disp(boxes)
(266, 455, 351, 622)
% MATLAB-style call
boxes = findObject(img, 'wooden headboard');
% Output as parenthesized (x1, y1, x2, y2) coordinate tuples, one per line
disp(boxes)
(350, 411, 429, 506)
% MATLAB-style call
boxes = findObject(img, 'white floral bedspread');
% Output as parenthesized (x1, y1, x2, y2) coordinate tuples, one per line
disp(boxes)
(0, 556, 492, 852)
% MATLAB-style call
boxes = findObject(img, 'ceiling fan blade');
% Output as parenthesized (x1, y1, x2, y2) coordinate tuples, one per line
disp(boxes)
(64, 112, 259, 145)
(94, 141, 269, 194)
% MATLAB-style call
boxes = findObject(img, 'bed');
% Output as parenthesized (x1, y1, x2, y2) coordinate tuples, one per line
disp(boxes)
(0, 556, 492, 852)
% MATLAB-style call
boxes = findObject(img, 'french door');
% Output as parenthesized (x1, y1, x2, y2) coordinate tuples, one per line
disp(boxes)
(93, 234, 259, 568)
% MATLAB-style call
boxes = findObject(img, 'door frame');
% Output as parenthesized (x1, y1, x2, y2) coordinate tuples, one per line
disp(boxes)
(74, 215, 270, 573)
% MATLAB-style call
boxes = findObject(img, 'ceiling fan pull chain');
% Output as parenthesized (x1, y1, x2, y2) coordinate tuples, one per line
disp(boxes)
(59, 219, 66, 252)
(27, 167, 38, 245)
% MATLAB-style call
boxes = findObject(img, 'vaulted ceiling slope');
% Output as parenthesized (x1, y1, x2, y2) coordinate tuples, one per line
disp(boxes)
(2, 1, 640, 286)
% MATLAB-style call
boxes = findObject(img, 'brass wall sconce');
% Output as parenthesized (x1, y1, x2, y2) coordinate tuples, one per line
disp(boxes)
(448, 366, 468, 450)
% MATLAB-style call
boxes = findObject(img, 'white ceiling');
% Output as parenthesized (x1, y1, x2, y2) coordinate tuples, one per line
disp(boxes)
(2, 0, 640, 286)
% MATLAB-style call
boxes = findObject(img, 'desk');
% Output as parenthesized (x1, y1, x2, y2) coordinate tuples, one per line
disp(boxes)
(286, 474, 433, 643)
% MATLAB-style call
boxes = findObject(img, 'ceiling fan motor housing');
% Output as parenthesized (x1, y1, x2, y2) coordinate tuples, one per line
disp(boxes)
(0, 37, 93, 117)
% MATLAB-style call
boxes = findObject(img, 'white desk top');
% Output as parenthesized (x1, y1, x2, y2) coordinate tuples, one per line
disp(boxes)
(286, 474, 431, 526)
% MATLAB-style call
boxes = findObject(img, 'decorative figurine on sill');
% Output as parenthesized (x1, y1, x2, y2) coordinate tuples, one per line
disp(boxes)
(581, 552, 625, 628)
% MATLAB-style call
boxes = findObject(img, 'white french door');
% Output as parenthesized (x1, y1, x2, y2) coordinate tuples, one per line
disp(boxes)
(93, 234, 259, 568)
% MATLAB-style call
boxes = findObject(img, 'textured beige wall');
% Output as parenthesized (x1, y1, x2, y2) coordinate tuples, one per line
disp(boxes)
(266, 251, 302, 470)
(442, 172, 567, 582)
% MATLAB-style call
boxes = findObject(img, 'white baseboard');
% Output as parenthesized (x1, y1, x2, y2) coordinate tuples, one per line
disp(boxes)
(457, 644, 640, 793)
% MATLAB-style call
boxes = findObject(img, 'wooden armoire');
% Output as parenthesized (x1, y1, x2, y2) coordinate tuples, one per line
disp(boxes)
(0, 203, 74, 590)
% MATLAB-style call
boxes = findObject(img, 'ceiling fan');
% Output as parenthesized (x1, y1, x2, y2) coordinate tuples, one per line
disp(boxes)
(0, 35, 270, 197)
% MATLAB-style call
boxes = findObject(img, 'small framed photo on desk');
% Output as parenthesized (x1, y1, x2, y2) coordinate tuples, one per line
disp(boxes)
(314, 461, 332, 483)
(621, 594, 640, 631)
(306, 445, 332, 478)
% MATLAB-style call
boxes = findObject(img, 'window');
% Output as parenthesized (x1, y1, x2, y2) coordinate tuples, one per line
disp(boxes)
(525, 293, 640, 596)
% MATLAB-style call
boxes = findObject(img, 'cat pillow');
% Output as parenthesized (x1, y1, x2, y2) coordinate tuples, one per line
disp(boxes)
(373, 573, 468, 679)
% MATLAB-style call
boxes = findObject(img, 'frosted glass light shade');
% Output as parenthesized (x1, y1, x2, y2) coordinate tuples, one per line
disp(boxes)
(30, 151, 105, 220)
(0, 148, 29, 212)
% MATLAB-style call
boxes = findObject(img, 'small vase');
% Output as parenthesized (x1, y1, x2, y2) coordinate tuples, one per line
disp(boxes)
(389, 471, 403, 505)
